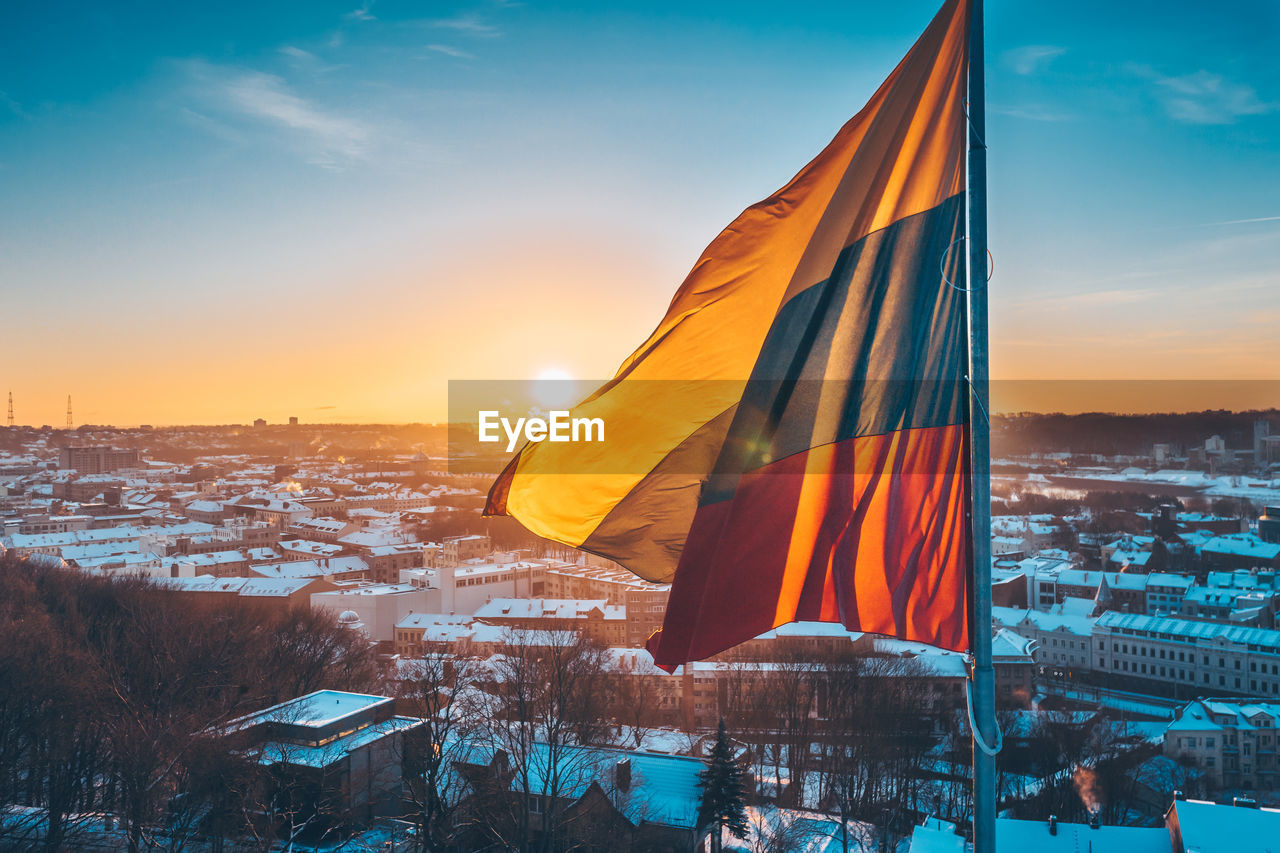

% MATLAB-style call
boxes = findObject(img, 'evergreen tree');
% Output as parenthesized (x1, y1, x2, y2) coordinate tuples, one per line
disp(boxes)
(697, 719, 749, 852)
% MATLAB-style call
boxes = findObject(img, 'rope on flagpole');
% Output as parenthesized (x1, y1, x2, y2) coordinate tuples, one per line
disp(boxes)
(964, 99, 987, 150)
(967, 676, 1004, 757)
(965, 374, 990, 426)
(941, 237, 993, 292)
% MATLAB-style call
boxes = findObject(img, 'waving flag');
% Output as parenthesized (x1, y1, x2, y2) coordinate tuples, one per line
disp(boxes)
(486, 0, 973, 668)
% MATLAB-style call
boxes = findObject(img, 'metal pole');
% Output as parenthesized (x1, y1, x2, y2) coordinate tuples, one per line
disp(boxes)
(967, 0, 997, 852)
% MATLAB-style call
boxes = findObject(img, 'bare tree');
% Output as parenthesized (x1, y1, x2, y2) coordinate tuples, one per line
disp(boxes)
(470, 628, 610, 852)
(395, 651, 483, 852)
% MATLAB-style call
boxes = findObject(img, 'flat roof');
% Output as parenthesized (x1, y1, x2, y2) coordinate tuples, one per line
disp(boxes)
(227, 689, 392, 732)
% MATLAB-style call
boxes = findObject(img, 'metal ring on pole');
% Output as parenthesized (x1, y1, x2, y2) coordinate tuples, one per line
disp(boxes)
(966, 676, 1004, 757)
(940, 237, 994, 292)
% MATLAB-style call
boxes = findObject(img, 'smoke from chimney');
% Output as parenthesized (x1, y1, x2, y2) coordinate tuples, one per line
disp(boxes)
(1073, 766, 1103, 817)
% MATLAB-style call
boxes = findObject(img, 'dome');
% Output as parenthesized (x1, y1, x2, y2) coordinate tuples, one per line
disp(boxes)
(337, 610, 361, 625)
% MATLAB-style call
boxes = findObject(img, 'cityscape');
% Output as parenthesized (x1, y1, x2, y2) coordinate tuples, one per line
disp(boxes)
(2, 410, 1279, 849)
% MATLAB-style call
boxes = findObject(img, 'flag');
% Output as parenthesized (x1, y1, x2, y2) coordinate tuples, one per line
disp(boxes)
(486, 0, 973, 668)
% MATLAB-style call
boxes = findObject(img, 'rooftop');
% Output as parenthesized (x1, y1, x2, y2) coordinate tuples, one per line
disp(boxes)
(227, 689, 392, 732)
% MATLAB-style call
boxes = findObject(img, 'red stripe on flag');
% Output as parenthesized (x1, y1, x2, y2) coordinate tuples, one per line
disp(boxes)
(647, 423, 970, 669)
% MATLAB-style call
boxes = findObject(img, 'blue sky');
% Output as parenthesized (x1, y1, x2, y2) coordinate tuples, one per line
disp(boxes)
(1, 0, 1277, 424)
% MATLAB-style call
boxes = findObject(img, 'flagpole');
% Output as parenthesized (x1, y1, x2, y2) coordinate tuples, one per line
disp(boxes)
(967, 0, 998, 851)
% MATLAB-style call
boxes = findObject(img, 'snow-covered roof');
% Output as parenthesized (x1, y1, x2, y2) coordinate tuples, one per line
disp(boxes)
(1199, 534, 1280, 561)
(1096, 611, 1280, 651)
(1057, 569, 1148, 591)
(1169, 798, 1280, 853)
(459, 742, 702, 830)
(250, 555, 368, 579)
(908, 817, 966, 853)
(991, 628, 1035, 660)
(475, 597, 623, 621)
(995, 817, 1167, 853)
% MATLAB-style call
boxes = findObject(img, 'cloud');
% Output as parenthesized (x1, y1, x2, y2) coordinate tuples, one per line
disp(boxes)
(990, 104, 1074, 122)
(1004, 45, 1066, 76)
(313, 405, 338, 410)
(224, 71, 369, 166)
(1197, 214, 1280, 227)
(279, 46, 317, 62)
(428, 14, 500, 36)
(182, 61, 371, 169)
(426, 43, 475, 59)
(1130, 65, 1275, 124)
(344, 1, 375, 22)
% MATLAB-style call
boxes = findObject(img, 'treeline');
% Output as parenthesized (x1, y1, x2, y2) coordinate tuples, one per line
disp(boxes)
(993, 410, 1279, 457)
(0, 553, 379, 852)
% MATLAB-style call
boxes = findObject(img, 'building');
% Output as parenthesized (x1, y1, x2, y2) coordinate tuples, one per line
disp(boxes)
(157, 575, 331, 613)
(393, 613, 475, 657)
(1260, 507, 1280, 545)
(400, 559, 546, 615)
(251, 555, 371, 583)
(224, 495, 314, 529)
(991, 628, 1036, 706)
(993, 605, 1096, 678)
(1055, 569, 1148, 614)
(218, 690, 423, 831)
(1165, 699, 1280, 791)
(1166, 796, 1280, 853)
(286, 516, 357, 543)
(363, 542, 426, 584)
(1198, 534, 1280, 573)
(310, 582, 436, 643)
(58, 445, 141, 474)
(624, 585, 669, 648)
(1094, 612, 1280, 700)
(451, 744, 701, 853)
(540, 561, 671, 648)
(1147, 573, 1196, 616)
(474, 597, 627, 646)
(911, 799, 1280, 853)
(439, 534, 491, 566)
(995, 815, 1168, 853)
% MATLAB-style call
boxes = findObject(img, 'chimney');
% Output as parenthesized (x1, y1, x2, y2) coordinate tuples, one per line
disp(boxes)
(1048, 815, 1058, 837)
(1089, 812, 1100, 830)
(615, 758, 632, 792)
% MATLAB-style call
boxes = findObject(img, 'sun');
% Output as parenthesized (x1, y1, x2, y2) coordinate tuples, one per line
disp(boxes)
(530, 367, 579, 410)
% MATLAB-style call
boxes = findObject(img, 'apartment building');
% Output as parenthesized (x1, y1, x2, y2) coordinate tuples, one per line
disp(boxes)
(1094, 612, 1280, 699)
(1165, 698, 1280, 791)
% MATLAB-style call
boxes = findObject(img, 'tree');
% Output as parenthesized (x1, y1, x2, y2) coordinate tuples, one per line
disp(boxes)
(468, 628, 610, 853)
(396, 652, 483, 852)
(698, 720, 748, 853)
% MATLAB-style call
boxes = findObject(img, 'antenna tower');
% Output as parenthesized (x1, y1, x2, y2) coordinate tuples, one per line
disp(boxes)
(66, 395, 73, 428)
(6, 392, 12, 427)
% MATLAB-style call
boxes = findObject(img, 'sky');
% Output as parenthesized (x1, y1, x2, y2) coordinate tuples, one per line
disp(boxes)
(1, 0, 1278, 425)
